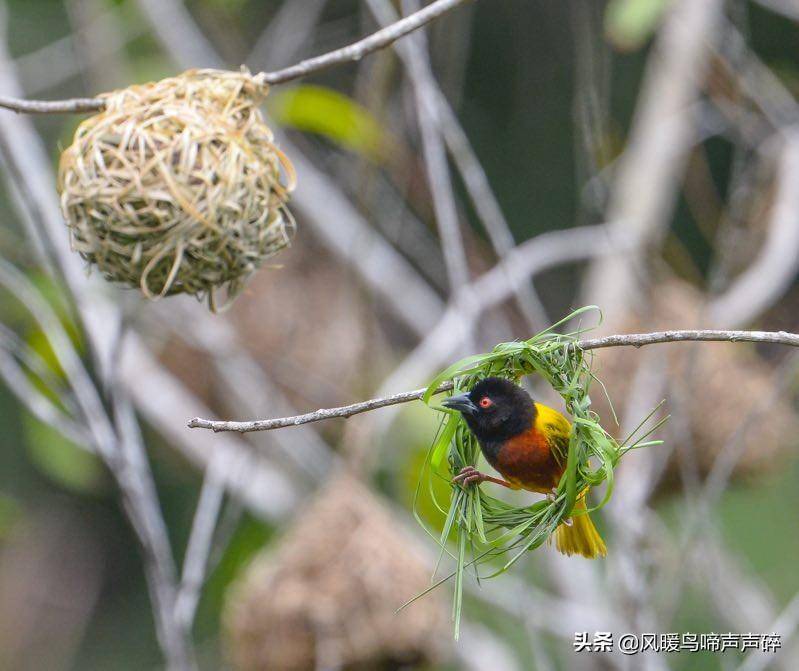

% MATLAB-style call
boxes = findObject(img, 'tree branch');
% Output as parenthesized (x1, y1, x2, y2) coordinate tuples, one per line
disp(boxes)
(577, 329, 799, 350)
(0, 0, 471, 115)
(188, 328, 799, 433)
(263, 0, 469, 84)
(0, 94, 104, 114)
(188, 383, 454, 433)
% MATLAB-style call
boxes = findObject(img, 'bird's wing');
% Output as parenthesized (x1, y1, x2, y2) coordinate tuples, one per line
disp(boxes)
(533, 402, 571, 466)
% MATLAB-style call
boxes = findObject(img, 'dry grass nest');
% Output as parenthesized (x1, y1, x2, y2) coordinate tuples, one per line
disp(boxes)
(58, 68, 296, 311)
(224, 473, 450, 671)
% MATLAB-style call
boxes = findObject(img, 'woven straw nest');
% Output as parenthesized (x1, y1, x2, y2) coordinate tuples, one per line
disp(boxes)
(224, 473, 450, 671)
(58, 68, 295, 311)
(593, 280, 798, 491)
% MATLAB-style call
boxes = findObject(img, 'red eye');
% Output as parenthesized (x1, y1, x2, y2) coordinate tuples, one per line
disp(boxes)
(479, 397, 493, 408)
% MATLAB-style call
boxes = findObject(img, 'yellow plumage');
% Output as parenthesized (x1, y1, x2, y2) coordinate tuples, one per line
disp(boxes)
(533, 401, 571, 465)
(534, 402, 607, 559)
(553, 496, 607, 558)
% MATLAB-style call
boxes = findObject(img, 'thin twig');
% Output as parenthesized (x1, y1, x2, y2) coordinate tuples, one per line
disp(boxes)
(174, 462, 225, 631)
(189, 382, 454, 433)
(188, 328, 799, 433)
(392, 0, 470, 294)
(577, 329, 799, 350)
(112, 388, 195, 670)
(0, 0, 471, 114)
(262, 0, 469, 84)
(119, 336, 299, 519)
(0, 94, 104, 114)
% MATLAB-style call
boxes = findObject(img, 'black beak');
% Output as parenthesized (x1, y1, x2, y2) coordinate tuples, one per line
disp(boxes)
(442, 392, 478, 415)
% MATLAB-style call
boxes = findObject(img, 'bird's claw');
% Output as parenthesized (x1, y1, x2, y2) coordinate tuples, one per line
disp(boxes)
(452, 466, 485, 488)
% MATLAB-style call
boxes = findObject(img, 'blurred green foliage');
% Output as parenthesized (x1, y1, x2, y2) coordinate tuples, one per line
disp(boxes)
(23, 414, 106, 493)
(269, 84, 393, 162)
(0, 493, 19, 538)
(604, 0, 670, 51)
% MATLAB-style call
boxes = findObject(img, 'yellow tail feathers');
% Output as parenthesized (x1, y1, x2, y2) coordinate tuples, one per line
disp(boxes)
(553, 496, 607, 559)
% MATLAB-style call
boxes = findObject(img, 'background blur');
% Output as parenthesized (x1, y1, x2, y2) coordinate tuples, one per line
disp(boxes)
(1, 0, 798, 669)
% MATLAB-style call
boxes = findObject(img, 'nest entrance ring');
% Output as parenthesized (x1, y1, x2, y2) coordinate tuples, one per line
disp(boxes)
(58, 68, 296, 311)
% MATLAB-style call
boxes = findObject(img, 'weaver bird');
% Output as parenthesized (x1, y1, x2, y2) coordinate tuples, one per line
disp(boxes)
(442, 377, 606, 559)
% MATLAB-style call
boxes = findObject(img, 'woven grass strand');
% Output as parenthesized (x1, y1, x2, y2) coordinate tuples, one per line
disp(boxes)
(58, 69, 296, 310)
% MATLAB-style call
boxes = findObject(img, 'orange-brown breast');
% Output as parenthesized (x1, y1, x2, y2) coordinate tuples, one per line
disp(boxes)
(490, 426, 564, 494)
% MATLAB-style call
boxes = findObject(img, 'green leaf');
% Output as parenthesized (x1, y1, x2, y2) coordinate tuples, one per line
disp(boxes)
(431, 413, 458, 468)
(268, 85, 393, 162)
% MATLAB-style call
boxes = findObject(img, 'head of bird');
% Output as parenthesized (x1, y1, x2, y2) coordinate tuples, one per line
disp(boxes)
(441, 376, 536, 442)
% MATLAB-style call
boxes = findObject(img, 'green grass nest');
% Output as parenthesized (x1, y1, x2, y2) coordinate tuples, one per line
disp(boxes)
(411, 307, 666, 636)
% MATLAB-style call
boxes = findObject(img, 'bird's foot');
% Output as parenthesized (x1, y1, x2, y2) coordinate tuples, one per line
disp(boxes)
(452, 466, 487, 487)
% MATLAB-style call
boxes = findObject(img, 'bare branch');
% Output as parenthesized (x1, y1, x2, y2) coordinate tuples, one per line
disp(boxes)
(174, 463, 225, 631)
(262, 0, 469, 84)
(0, 0, 471, 115)
(111, 389, 195, 670)
(577, 329, 799, 350)
(188, 382, 454, 433)
(150, 300, 336, 482)
(391, 0, 470, 294)
(188, 328, 799, 433)
(0, 36, 195, 668)
(0, 94, 103, 114)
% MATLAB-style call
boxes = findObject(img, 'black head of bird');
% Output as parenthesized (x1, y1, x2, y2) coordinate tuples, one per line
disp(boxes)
(441, 376, 536, 442)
